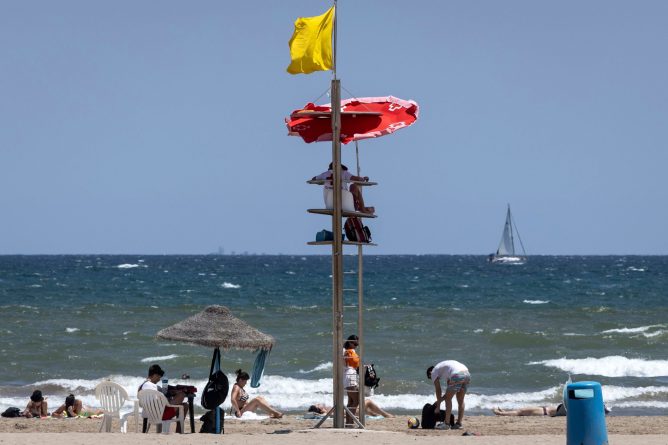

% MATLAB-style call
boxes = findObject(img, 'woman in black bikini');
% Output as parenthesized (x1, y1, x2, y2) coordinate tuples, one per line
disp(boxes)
(230, 369, 283, 419)
(493, 404, 567, 416)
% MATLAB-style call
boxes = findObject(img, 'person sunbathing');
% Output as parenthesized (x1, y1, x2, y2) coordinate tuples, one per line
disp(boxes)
(230, 369, 283, 419)
(52, 394, 104, 418)
(308, 399, 395, 418)
(22, 390, 48, 418)
(493, 403, 609, 417)
(493, 404, 566, 417)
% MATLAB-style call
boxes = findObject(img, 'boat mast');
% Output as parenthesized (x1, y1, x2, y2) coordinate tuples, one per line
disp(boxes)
(329, 0, 345, 428)
(507, 204, 516, 256)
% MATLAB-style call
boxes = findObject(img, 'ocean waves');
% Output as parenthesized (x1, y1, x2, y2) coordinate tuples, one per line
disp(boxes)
(531, 356, 668, 377)
(3, 374, 668, 415)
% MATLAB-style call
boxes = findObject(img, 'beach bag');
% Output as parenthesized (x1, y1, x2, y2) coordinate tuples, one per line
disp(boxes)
(344, 217, 371, 243)
(316, 230, 334, 242)
(364, 364, 380, 389)
(201, 348, 229, 410)
(420, 403, 451, 429)
(1, 407, 21, 418)
(199, 407, 224, 434)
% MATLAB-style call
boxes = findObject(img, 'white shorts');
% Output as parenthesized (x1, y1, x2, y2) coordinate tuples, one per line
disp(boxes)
(344, 367, 359, 389)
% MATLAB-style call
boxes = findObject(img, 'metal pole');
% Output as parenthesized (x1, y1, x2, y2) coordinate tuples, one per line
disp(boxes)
(357, 244, 365, 425)
(330, 78, 344, 428)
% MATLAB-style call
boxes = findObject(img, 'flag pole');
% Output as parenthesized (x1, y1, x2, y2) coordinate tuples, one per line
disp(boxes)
(329, 0, 345, 429)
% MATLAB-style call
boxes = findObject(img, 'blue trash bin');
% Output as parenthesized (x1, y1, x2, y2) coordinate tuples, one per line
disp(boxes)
(566, 381, 608, 445)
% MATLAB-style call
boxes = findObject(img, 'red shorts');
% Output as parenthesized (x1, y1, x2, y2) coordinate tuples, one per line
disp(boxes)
(162, 407, 177, 420)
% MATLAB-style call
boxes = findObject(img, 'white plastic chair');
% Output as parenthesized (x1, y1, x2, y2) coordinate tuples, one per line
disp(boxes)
(137, 389, 184, 434)
(95, 381, 138, 433)
(324, 188, 356, 212)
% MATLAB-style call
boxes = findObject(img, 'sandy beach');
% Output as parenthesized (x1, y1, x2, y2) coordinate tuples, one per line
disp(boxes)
(2, 415, 667, 444)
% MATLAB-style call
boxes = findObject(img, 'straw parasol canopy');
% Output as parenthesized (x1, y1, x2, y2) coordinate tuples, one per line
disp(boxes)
(156, 305, 274, 350)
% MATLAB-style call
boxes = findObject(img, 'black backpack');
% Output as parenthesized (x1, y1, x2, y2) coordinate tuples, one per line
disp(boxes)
(199, 407, 224, 434)
(1, 407, 21, 418)
(420, 402, 453, 429)
(364, 363, 380, 389)
(201, 348, 229, 410)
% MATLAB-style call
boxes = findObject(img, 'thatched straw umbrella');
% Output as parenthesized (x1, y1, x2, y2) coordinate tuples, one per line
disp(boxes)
(156, 305, 274, 433)
(156, 305, 274, 351)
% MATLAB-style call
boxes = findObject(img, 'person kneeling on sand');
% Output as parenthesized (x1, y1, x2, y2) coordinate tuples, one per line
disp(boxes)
(52, 394, 104, 418)
(230, 369, 283, 418)
(22, 390, 48, 418)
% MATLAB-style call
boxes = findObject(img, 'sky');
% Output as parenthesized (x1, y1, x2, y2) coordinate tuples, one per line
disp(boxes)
(1, 0, 667, 255)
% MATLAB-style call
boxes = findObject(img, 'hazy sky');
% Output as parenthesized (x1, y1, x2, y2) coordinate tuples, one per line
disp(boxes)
(2, 1, 667, 255)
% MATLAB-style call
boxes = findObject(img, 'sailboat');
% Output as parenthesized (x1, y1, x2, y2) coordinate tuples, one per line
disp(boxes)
(489, 205, 527, 264)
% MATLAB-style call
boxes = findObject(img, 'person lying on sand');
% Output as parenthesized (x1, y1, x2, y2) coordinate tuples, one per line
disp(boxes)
(493, 404, 609, 417)
(493, 404, 566, 417)
(308, 399, 395, 418)
(22, 390, 48, 418)
(52, 394, 104, 418)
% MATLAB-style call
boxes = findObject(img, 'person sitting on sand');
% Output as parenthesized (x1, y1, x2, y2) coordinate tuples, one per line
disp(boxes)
(493, 403, 610, 417)
(22, 390, 48, 418)
(312, 163, 375, 214)
(308, 399, 395, 418)
(230, 369, 283, 419)
(52, 394, 104, 418)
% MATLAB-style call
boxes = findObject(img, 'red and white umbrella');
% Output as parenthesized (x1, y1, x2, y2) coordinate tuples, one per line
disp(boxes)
(286, 96, 419, 144)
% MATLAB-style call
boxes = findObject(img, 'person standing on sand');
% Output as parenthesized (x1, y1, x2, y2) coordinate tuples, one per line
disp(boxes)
(343, 338, 361, 425)
(427, 360, 471, 430)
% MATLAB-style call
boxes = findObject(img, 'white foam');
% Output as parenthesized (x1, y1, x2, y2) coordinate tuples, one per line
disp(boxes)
(4, 375, 668, 414)
(523, 300, 549, 304)
(598, 385, 668, 402)
(531, 356, 668, 377)
(116, 264, 140, 269)
(221, 282, 241, 289)
(298, 362, 332, 374)
(140, 354, 179, 363)
(65, 328, 79, 333)
(601, 325, 665, 334)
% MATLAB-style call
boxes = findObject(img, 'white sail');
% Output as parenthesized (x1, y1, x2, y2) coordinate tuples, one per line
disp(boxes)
(490, 205, 526, 264)
(496, 207, 515, 256)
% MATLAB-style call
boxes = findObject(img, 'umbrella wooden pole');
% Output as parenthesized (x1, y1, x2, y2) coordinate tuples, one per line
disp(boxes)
(330, 78, 345, 428)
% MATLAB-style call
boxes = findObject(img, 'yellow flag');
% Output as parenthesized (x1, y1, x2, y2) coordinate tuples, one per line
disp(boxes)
(287, 6, 335, 75)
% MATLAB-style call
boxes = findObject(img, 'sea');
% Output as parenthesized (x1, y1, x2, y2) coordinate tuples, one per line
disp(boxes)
(1, 255, 667, 417)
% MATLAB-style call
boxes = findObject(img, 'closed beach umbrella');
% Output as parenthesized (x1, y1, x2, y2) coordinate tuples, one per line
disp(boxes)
(156, 305, 274, 351)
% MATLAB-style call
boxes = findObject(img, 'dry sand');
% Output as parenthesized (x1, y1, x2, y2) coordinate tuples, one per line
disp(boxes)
(1, 414, 667, 444)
